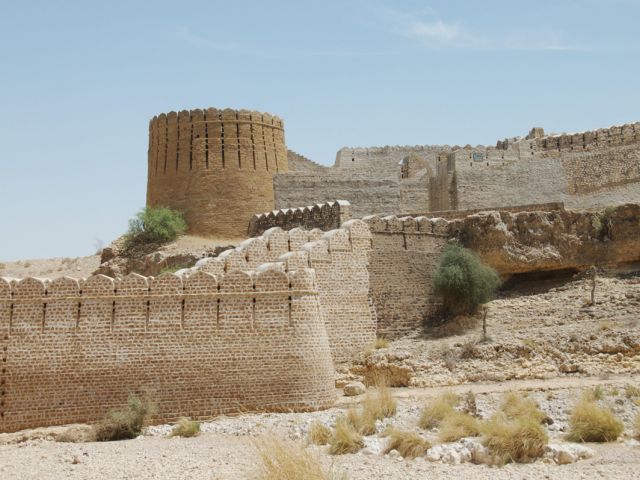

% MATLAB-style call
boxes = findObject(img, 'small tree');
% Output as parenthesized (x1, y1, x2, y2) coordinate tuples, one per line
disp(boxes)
(124, 207, 186, 249)
(434, 243, 501, 316)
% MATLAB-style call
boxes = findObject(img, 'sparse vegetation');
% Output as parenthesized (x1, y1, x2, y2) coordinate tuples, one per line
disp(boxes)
(501, 392, 546, 424)
(346, 407, 376, 436)
(634, 412, 640, 439)
(372, 337, 390, 349)
(584, 386, 605, 402)
(591, 205, 616, 239)
(566, 399, 623, 442)
(124, 206, 187, 249)
(434, 243, 501, 315)
(438, 411, 481, 442)
(328, 417, 364, 455)
(308, 421, 332, 445)
(170, 417, 200, 438)
(383, 428, 430, 459)
(481, 413, 548, 464)
(92, 393, 156, 441)
(362, 381, 397, 421)
(625, 384, 640, 399)
(0, 262, 6, 270)
(418, 392, 458, 429)
(255, 437, 344, 480)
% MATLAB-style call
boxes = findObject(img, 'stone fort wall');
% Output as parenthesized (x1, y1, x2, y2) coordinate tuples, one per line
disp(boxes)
(0, 219, 376, 432)
(274, 122, 640, 217)
(0, 268, 335, 433)
(147, 108, 287, 239)
(191, 219, 376, 364)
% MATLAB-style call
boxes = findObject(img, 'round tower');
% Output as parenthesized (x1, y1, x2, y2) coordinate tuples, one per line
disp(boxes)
(146, 108, 288, 239)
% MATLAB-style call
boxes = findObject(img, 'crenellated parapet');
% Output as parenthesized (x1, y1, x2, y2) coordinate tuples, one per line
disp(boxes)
(534, 122, 640, 152)
(247, 200, 352, 237)
(146, 107, 288, 239)
(0, 265, 336, 433)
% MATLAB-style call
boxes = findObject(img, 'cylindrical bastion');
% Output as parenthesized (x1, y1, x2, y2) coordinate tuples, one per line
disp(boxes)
(146, 108, 288, 239)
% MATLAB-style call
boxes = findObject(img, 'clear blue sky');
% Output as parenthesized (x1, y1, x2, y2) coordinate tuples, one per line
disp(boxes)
(2, 0, 639, 261)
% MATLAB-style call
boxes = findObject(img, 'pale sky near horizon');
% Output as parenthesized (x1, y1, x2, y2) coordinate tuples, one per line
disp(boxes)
(1, 0, 639, 261)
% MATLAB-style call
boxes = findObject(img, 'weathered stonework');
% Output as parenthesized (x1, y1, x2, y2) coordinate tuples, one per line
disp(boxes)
(275, 122, 640, 217)
(146, 108, 287, 239)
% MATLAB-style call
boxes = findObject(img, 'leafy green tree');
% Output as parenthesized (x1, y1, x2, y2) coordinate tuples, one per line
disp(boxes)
(124, 207, 186, 248)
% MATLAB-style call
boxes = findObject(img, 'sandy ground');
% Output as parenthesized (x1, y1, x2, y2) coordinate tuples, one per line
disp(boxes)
(2, 378, 640, 480)
(0, 255, 102, 279)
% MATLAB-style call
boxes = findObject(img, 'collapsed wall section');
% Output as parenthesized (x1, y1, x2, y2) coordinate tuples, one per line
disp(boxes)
(0, 268, 335, 433)
(193, 219, 376, 363)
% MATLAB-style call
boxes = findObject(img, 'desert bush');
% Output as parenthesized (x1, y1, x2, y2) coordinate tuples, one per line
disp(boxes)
(0, 262, 6, 270)
(419, 392, 458, 429)
(93, 393, 156, 441)
(584, 386, 606, 401)
(383, 428, 430, 459)
(634, 412, 640, 439)
(372, 337, 390, 349)
(566, 399, 623, 442)
(255, 437, 344, 480)
(438, 411, 481, 442)
(124, 206, 186, 249)
(328, 417, 364, 455)
(481, 413, 548, 464)
(170, 417, 200, 438)
(591, 205, 616, 239)
(501, 392, 546, 424)
(434, 244, 501, 315)
(308, 421, 332, 445)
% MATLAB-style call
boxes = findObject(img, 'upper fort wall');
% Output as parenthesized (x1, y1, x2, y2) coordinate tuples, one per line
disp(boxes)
(0, 267, 335, 433)
(146, 108, 288, 239)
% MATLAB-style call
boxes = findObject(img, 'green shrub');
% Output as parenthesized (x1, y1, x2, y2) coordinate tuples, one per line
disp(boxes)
(124, 207, 186, 249)
(170, 417, 200, 438)
(434, 244, 501, 315)
(93, 393, 156, 441)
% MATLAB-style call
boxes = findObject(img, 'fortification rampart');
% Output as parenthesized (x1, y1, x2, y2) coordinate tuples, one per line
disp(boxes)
(361, 203, 640, 339)
(146, 108, 287, 239)
(247, 200, 353, 237)
(191, 219, 376, 363)
(0, 267, 336, 433)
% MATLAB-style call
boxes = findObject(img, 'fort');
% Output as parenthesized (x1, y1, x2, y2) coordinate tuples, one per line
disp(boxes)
(2, 107, 640, 433)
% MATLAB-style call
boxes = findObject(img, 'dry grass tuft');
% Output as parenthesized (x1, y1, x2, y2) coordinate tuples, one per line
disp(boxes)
(372, 338, 390, 349)
(170, 417, 200, 438)
(361, 382, 397, 422)
(481, 413, 548, 464)
(418, 392, 459, 429)
(255, 437, 344, 480)
(438, 411, 481, 442)
(583, 386, 605, 402)
(634, 412, 640, 439)
(383, 428, 431, 459)
(625, 384, 640, 398)
(501, 392, 546, 424)
(566, 399, 624, 442)
(346, 407, 376, 436)
(308, 421, 332, 445)
(328, 417, 364, 455)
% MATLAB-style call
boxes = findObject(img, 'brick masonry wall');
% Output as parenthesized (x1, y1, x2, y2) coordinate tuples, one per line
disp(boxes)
(193, 219, 376, 364)
(147, 108, 288, 239)
(0, 268, 336, 433)
(362, 215, 449, 339)
(247, 200, 352, 237)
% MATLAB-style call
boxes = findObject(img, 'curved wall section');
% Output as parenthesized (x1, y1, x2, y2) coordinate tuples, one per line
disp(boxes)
(146, 108, 288, 239)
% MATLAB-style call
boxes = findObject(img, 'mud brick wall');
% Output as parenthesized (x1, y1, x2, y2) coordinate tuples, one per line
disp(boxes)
(194, 219, 376, 364)
(146, 108, 288, 239)
(363, 215, 449, 339)
(247, 200, 352, 237)
(0, 268, 335, 433)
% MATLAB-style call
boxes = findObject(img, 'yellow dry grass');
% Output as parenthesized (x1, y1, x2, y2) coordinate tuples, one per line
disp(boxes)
(328, 417, 364, 455)
(254, 437, 345, 480)
(500, 392, 546, 423)
(383, 428, 430, 459)
(481, 413, 548, 464)
(438, 411, 481, 442)
(170, 417, 200, 438)
(418, 392, 459, 429)
(566, 399, 623, 442)
(307, 421, 332, 446)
